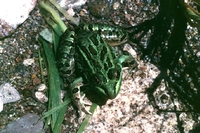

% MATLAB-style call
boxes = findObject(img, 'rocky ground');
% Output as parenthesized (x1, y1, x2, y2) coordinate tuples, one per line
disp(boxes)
(0, 0, 199, 133)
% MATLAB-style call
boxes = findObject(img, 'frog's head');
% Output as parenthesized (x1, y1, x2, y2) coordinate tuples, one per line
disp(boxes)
(94, 64, 123, 99)
(95, 80, 122, 99)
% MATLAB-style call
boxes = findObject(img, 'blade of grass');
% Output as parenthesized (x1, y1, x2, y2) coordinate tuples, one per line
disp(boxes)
(193, 0, 200, 6)
(38, 49, 45, 83)
(48, 0, 79, 26)
(77, 103, 98, 133)
(38, 35, 62, 130)
(45, 18, 64, 37)
(52, 29, 60, 54)
(40, 97, 71, 121)
(53, 94, 71, 133)
(38, 1, 67, 32)
(186, 6, 200, 22)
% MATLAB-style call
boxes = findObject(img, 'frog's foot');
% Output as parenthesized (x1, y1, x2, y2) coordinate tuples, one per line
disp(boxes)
(79, 93, 92, 112)
(73, 89, 92, 115)
(70, 77, 92, 116)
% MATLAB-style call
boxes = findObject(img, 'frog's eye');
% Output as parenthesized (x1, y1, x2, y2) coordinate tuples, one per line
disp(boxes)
(108, 68, 120, 80)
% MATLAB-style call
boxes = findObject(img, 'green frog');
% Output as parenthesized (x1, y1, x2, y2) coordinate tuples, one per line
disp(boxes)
(56, 24, 132, 114)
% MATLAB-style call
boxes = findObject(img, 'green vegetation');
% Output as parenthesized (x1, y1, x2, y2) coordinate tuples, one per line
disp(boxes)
(38, 1, 97, 132)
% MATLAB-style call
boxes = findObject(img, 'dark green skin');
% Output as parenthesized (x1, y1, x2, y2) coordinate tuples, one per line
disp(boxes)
(74, 31, 123, 99)
(78, 23, 128, 46)
(57, 24, 129, 99)
(56, 30, 76, 83)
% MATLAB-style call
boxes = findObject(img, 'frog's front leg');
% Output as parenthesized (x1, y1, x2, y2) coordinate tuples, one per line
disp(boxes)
(69, 77, 92, 117)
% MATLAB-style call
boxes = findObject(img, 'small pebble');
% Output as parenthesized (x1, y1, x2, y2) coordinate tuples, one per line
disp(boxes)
(113, 2, 120, 10)
(0, 46, 4, 53)
(196, 51, 200, 57)
(67, 7, 75, 16)
(35, 92, 48, 103)
(23, 58, 35, 66)
(37, 84, 47, 91)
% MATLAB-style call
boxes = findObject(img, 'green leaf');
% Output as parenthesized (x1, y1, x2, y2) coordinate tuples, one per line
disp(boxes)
(186, 7, 200, 23)
(49, 0, 79, 26)
(52, 29, 60, 54)
(53, 95, 71, 133)
(38, 1, 67, 32)
(38, 36, 62, 130)
(77, 103, 98, 133)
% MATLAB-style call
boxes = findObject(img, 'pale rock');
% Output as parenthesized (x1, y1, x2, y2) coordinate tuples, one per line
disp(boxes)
(23, 58, 35, 66)
(58, 0, 86, 9)
(35, 91, 48, 103)
(0, 83, 21, 104)
(0, 0, 37, 38)
(0, 83, 21, 112)
(37, 84, 47, 91)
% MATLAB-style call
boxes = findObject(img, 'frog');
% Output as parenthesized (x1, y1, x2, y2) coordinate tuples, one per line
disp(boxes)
(56, 23, 133, 115)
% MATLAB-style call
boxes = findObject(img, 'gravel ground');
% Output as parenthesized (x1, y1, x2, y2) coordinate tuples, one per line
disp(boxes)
(0, 6, 46, 129)
(0, 0, 199, 133)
